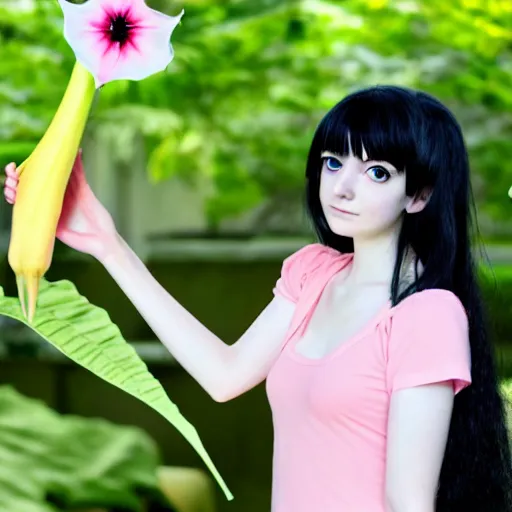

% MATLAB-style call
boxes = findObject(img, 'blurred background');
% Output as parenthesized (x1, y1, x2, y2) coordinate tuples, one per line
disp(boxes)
(0, 0, 511, 511)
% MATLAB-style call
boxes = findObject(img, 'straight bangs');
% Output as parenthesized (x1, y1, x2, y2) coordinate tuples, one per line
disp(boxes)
(308, 87, 434, 194)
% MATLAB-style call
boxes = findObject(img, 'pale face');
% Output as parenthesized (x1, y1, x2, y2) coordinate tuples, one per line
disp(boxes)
(319, 143, 412, 241)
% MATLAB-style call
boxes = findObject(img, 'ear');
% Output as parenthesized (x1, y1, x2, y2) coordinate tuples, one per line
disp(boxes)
(406, 187, 432, 214)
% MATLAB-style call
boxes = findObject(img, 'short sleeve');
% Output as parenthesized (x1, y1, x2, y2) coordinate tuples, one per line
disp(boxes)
(386, 289, 472, 395)
(273, 243, 337, 303)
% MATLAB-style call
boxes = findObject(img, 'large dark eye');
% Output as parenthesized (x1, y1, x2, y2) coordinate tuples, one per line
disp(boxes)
(322, 157, 342, 172)
(367, 166, 390, 183)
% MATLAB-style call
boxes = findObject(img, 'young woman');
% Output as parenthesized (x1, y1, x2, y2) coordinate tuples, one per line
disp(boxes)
(4, 85, 512, 511)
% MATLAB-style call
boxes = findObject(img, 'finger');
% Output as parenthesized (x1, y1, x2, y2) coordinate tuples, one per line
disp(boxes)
(4, 189, 15, 204)
(5, 176, 19, 190)
(5, 162, 19, 178)
(4, 162, 16, 173)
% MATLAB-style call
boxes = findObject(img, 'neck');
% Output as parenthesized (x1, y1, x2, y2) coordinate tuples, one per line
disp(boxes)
(348, 234, 399, 287)
(343, 228, 422, 292)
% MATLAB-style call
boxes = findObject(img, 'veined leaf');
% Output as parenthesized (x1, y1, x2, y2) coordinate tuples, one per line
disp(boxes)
(0, 278, 233, 501)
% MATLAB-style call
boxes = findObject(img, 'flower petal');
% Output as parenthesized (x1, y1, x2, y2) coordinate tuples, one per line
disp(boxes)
(57, 0, 184, 88)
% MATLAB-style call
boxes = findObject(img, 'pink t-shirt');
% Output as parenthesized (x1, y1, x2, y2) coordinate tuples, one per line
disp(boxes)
(266, 243, 472, 512)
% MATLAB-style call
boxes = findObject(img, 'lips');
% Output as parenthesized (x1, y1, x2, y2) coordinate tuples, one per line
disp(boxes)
(330, 206, 358, 215)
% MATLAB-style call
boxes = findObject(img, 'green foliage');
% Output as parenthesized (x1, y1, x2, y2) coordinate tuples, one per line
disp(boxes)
(0, 277, 232, 499)
(0, 384, 175, 511)
(481, 263, 512, 346)
(0, 0, 511, 228)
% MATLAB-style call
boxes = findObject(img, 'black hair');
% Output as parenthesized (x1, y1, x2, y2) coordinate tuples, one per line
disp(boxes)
(305, 85, 512, 511)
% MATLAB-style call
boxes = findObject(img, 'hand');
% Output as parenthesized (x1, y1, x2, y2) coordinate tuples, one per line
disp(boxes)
(4, 149, 120, 262)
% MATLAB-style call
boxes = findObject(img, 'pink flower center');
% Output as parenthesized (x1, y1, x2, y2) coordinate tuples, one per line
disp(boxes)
(109, 13, 131, 44)
(93, 5, 141, 50)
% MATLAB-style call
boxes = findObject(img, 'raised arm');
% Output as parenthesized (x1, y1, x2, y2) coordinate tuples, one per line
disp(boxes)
(102, 235, 296, 402)
(4, 156, 300, 404)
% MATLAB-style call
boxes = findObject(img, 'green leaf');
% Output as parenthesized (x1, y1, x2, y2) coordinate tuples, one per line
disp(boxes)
(0, 385, 175, 511)
(0, 278, 233, 502)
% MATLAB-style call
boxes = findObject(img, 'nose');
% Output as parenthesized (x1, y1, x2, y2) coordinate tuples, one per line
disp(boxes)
(332, 161, 357, 199)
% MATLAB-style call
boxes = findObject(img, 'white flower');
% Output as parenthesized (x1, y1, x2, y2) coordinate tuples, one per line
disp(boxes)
(57, 0, 184, 88)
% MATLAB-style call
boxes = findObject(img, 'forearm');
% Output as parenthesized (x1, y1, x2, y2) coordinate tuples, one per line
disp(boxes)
(101, 235, 232, 401)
